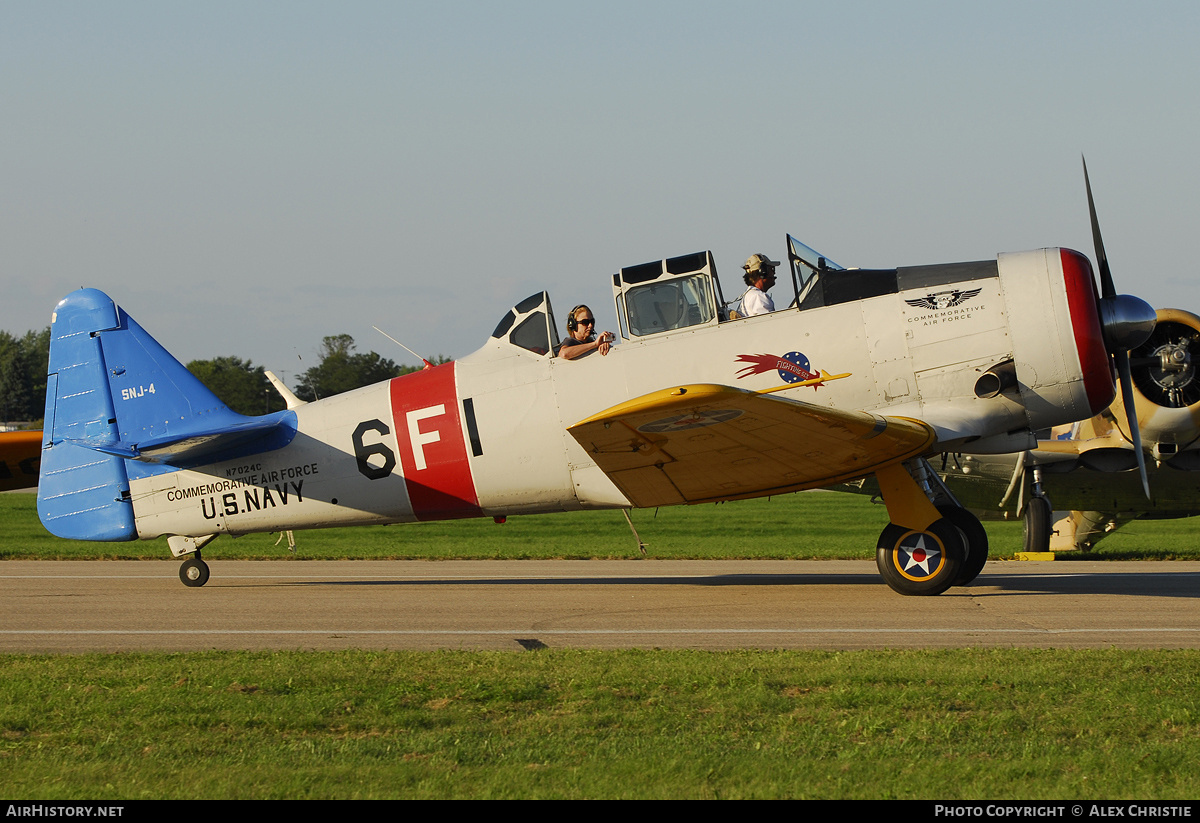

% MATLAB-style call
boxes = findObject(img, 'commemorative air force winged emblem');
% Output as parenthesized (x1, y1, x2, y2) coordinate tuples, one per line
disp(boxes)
(904, 288, 983, 311)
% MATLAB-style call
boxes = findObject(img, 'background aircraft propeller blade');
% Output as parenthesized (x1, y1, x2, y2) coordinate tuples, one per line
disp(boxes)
(1116, 348, 1152, 499)
(1084, 156, 1154, 499)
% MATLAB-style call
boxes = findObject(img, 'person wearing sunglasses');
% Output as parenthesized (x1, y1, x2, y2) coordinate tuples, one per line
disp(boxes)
(559, 304, 615, 360)
(739, 253, 779, 316)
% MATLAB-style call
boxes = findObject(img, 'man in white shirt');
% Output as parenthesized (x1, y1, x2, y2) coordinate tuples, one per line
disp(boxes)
(740, 253, 779, 316)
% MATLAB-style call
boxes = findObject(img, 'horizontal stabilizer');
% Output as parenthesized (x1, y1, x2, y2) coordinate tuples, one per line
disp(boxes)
(66, 414, 297, 465)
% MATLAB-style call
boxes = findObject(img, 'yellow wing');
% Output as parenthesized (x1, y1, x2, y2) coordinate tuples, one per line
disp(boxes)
(567, 384, 935, 507)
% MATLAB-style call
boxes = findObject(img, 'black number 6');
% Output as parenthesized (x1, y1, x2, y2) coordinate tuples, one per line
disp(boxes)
(352, 420, 397, 480)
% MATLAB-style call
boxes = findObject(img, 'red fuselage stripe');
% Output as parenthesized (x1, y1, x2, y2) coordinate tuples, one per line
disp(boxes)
(389, 363, 482, 521)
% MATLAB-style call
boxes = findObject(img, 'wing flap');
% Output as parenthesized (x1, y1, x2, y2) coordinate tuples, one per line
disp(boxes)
(568, 384, 935, 507)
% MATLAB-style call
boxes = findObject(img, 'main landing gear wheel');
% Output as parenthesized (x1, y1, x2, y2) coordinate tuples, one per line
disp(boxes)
(876, 517, 965, 596)
(938, 505, 989, 587)
(179, 556, 210, 588)
(1023, 495, 1052, 554)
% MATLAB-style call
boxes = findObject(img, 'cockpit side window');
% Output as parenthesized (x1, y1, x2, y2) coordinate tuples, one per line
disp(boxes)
(613, 251, 721, 338)
(491, 292, 558, 357)
(625, 274, 716, 336)
(510, 311, 552, 355)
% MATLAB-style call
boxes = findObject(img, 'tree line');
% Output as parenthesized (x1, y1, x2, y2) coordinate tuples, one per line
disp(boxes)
(0, 329, 51, 426)
(0, 327, 448, 425)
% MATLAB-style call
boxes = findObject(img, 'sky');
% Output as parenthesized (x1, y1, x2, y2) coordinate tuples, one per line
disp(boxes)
(4, 1, 1199, 386)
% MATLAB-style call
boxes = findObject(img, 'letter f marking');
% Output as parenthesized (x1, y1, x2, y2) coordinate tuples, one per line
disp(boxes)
(407, 404, 446, 470)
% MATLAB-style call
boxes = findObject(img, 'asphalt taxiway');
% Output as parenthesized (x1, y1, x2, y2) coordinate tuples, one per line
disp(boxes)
(3, 559, 1199, 652)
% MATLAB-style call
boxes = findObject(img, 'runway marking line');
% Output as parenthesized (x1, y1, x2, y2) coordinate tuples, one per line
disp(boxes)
(3, 628, 1198, 636)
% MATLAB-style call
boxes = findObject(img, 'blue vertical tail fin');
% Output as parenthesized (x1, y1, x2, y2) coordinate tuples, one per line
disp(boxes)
(38, 289, 296, 541)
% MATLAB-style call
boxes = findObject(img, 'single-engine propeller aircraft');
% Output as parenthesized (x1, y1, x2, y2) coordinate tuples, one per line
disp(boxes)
(36, 164, 1158, 595)
(884, 307, 1200, 553)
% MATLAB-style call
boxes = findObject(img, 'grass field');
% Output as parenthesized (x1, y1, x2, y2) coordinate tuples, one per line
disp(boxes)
(4, 490, 1200, 799)
(5, 489, 1200, 561)
(3, 649, 1200, 800)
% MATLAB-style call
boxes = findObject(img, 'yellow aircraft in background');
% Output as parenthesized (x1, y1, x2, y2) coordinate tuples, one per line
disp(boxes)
(0, 430, 40, 492)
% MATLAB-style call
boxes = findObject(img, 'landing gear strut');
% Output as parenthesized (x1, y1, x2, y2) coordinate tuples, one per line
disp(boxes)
(179, 553, 210, 588)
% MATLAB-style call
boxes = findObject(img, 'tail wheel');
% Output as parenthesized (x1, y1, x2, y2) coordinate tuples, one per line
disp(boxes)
(179, 557, 210, 588)
(876, 517, 965, 596)
(1023, 496, 1052, 554)
(937, 505, 989, 587)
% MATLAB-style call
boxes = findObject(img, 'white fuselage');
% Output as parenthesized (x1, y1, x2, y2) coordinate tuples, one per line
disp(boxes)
(128, 248, 1109, 539)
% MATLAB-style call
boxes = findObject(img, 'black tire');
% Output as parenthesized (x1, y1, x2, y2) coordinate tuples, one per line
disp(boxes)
(179, 557, 210, 588)
(875, 517, 965, 596)
(938, 505, 989, 587)
(1023, 496, 1052, 554)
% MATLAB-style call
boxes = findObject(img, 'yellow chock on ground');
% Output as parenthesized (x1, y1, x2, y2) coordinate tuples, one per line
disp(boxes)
(1014, 552, 1057, 561)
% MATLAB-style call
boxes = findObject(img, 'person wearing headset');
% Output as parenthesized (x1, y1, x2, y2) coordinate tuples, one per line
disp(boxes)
(740, 253, 779, 316)
(559, 304, 615, 360)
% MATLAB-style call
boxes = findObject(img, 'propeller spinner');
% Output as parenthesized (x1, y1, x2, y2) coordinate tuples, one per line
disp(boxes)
(1083, 156, 1157, 498)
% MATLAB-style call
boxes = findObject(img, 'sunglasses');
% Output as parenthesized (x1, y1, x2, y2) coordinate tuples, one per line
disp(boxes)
(577, 317, 595, 325)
